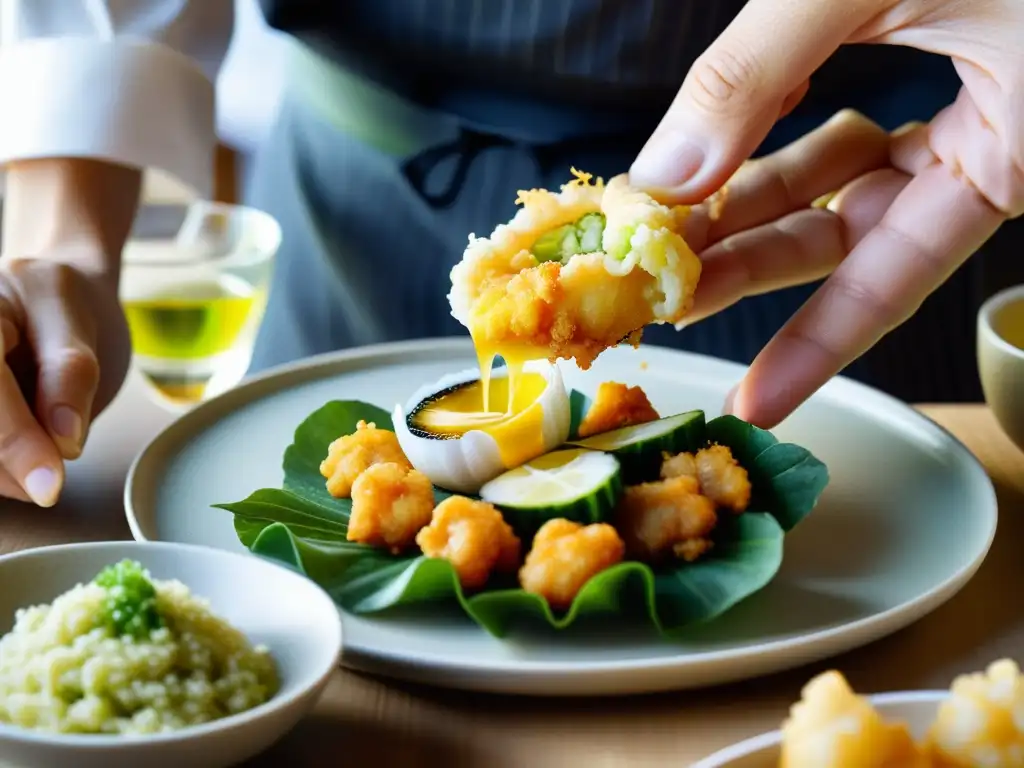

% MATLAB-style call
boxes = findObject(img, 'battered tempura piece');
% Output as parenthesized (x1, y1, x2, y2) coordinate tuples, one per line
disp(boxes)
(926, 658, 1024, 766)
(518, 519, 625, 611)
(448, 169, 703, 369)
(615, 476, 717, 563)
(661, 444, 752, 514)
(320, 420, 412, 498)
(415, 496, 521, 590)
(779, 671, 931, 768)
(577, 381, 660, 438)
(347, 463, 435, 554)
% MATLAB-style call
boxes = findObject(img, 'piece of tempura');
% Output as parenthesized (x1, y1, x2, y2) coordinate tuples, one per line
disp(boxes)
(577, 381, 660, 438)
(320, 420, 412, 498)
(416, 496, 521, 591)
(518, 519, 625, 611)
(615, 476, 717, 563)
(926, 658, 1024, 766)
(448, 169, 703, 370)
(347, 462, 436, 554)
(661, 443, 751, 514)
(779, 670, 931, 768)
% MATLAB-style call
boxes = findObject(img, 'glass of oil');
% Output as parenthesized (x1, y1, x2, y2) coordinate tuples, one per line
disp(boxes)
(120, 201, 281, 409)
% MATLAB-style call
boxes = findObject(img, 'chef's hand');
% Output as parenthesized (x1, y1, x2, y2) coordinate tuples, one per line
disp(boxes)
(630, 0, 1024, 428)
(0, 255, 131, 506)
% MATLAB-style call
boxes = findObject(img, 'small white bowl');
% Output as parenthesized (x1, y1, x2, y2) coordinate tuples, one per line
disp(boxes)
(692, 691, 947, 767)
(0, 541, 343, 768)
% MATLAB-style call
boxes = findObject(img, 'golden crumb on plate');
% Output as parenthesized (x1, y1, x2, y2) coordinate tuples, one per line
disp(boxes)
(518, 519, 625, 611)
(779, 670, 931, 768)
(577, 381, 660, 438)
(416, 496, 521, 590)
(320, 420, 412, 498)
(347, 462, 436, 553)
(615, 476, 717, 563)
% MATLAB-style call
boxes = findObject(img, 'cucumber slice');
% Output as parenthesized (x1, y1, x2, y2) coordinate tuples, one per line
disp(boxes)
(567, 410, 706, 482)
(479, 448, 622, 539)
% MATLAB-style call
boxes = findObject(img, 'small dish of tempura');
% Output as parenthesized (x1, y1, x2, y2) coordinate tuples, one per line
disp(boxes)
(693, 659, 1024, 768)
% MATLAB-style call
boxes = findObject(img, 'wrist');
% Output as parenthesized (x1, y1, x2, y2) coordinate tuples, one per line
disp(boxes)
(2, 157, 142, 281)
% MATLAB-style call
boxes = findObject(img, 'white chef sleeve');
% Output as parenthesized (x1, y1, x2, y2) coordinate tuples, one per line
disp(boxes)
(0, 0, 234, 198)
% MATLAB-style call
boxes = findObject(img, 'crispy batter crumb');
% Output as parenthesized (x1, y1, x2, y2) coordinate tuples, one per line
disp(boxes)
(616, 476, 718, 563)
(320, 420, 412, 499)
(416, 496, 521, 591)
(347, 463, 435, 553)
(673, 538, 714, 562)
(577, 381, 660, 438)
(518, 519, 625, 611)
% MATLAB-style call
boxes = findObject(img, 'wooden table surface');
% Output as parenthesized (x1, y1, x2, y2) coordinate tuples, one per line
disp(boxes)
(1, 367, 1021, 767)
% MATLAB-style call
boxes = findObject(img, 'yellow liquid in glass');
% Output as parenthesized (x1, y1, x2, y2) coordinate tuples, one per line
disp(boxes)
(993, 300, 1024, 351)
(123, 275, 266, 404)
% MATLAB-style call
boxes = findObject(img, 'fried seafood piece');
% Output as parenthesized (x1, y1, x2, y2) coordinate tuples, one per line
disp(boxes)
(779, 670, 931, 768)
(415, 496, 521, 591)
(660, 443, 751, 513)
(447, 169, 703, 370)
(577, 381, 660, 438)
(615, 476, 717, 563)
(347, 462, 435, 553)
(925, 658, 1024, 766)
(320, 420, 412, 498)
(518, 519, 625, 611)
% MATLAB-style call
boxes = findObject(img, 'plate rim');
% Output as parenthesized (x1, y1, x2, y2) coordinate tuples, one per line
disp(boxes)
(123, 338, 998, 684)
(690, 689, 949, 767)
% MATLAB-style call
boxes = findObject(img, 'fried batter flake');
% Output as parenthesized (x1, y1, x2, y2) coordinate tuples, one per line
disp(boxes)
(660, 443, 751, 514)
(616, 476, 717, 563)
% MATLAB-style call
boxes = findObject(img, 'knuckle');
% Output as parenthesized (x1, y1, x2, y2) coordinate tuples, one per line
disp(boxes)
(686, 47, 762, 115)
(44, 346, 101, 387)
(832, 272, 910, 330)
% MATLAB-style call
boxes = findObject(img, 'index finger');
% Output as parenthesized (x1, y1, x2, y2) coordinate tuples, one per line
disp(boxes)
(0, 319, 64, 506)
(731, 163, 1005, 428)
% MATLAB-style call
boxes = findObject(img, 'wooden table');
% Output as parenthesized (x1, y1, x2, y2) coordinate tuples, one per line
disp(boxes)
(2, 368, 1021, 767)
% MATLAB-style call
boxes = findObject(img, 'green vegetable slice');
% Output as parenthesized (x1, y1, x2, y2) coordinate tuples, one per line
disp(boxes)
(568, 410, 706, 482)
(214, 394, 829, 641)
(479, 448, 621, 538)
(530, 212, 607, 264)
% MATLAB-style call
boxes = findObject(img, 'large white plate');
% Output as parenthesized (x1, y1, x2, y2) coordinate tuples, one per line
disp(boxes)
(125, 338, 997, 696)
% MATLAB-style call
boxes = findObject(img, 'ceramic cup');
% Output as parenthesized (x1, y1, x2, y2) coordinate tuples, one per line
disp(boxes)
(978, 284, 1024, 452)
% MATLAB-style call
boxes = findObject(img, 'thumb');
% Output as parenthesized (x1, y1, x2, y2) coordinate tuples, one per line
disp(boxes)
(630, 0, 882, 203)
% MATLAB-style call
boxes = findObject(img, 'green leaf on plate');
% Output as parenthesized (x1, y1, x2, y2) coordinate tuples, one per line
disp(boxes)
(567, 389, 593, 440)
(216, 397, 830, 640)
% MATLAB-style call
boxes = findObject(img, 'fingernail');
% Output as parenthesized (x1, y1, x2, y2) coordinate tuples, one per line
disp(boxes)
(630, 130, 705, 190)
(723, 384, 739, 415)
(52, 406, 83, 445)
(24, 466, 60, 507)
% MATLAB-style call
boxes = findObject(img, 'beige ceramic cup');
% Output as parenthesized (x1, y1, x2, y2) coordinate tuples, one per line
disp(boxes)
(978, 284, 1024, 452)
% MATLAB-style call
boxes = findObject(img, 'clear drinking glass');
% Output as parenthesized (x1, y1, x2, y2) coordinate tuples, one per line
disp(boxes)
(119, 201, 282, 409)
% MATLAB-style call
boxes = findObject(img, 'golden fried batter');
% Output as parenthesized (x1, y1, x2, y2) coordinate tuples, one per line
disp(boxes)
(660, 444, 751, 514)
(347, 462, 435, 553)
(780, 671, 930, 768)
(660, 450, 698, 481)
(616, 476, 718, 563)
(518, 519, 625, 611)
(577, 381, 660, 438)
(320, 420, 412, 498)
(415, 496, 521, 590)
